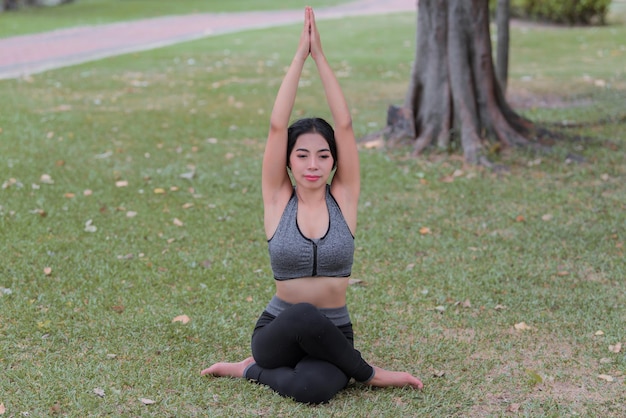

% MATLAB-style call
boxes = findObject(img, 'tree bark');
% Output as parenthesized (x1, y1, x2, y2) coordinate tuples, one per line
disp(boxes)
(496, 0, 510, 94)
(385, 0, 536, 165)
(3, 0, 19, 10)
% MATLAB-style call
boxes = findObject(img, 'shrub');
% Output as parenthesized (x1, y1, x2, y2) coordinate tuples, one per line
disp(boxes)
(490, 0, 611, 25)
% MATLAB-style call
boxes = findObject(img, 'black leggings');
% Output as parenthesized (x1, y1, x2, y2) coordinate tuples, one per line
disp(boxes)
(244, 303, 374, 404)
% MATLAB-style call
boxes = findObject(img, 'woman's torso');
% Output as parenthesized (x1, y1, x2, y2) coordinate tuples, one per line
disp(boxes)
(267, 186, 354, 309)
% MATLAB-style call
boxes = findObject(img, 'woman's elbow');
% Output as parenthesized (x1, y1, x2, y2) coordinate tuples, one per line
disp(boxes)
(335, 116, 353, 132)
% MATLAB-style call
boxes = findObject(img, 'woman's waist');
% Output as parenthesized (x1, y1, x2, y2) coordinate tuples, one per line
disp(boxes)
(274, 276, 349, 308)
(264, 294, 351, 326)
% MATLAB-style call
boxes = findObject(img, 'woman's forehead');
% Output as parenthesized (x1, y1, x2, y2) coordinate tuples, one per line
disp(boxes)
(294, 132, 329, 149)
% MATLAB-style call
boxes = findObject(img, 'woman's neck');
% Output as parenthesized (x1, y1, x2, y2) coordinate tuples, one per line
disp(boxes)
(295, 185, 326, 205)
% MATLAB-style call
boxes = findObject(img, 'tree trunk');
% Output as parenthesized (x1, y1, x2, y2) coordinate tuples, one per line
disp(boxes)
(3, 0, 19, 10)
(496, 0, 510, 94)
(386, 0, 535, 165)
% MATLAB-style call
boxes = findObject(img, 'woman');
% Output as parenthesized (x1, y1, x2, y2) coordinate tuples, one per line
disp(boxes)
(201, 7, 423, 404)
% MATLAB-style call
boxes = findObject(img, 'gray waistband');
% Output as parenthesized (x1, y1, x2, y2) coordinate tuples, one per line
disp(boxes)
(265, 295, 351, 326)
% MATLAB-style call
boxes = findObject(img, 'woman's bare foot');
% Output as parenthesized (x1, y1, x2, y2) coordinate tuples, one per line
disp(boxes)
(200, 357, 255, 378)
(367, 366, 424, 389)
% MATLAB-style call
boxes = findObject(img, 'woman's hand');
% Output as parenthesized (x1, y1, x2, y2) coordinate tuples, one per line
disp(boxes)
(309, 7, 324, 61)
(295, 6, 312, 61)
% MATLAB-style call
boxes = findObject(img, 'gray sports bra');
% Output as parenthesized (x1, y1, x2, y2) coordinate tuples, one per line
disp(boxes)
(268, 186, 354, 280)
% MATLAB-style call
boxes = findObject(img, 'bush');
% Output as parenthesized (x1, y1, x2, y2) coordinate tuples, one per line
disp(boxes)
(490, 0, 611, 25)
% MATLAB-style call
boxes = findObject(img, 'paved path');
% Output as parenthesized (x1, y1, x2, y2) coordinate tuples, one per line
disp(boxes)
(0, 0, 415, 80)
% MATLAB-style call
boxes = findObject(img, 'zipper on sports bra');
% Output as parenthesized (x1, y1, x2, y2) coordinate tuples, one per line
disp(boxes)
(312, 241, 318, 276)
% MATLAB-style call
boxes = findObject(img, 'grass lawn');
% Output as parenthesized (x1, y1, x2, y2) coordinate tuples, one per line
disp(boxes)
(1, 8, 625, 418)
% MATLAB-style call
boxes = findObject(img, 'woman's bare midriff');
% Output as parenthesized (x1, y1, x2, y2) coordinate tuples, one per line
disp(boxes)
(275, 276, 349, 308)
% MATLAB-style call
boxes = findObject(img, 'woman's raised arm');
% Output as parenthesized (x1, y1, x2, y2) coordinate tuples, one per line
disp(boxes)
(262, 8, 311, 208)
(309, 8, 360, 228)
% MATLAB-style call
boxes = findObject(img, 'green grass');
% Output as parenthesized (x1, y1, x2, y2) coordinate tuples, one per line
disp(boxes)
(1, 10, 626, 418)
(0, 0, 350, 37)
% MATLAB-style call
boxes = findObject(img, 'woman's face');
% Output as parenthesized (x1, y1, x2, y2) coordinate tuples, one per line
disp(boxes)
(288, 132, 335, 187)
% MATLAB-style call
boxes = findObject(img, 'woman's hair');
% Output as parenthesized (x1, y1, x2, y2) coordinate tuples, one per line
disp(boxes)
(287, 117, 337, 169)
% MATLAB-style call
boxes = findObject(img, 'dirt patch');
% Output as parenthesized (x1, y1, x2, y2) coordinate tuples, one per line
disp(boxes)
(462, 330, 625, 416)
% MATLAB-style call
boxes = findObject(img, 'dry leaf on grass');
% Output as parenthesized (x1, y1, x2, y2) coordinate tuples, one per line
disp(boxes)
(30, 208, 47, 217)
(506, 403, 521, 413)
(49, 402, 61, 414)
(95, 150, 113, 159)
(40, 174, 54, 184)
(455, 299, 471, 308)
(514, 322, 533, 331)
(140, 398, 156, 405)
(419, 227, 432, 235)
(598, 374, 614, 382)
(172, 315, 190, 324)
(111, 305, 125, 313)
(115, 180, 128, 187)
(180, 169, 195, 180)
(393, 396, 408, 407)
(93, 388, 105, 398)
(2, 178, 23, 189)
(0, 403, 5, 415)
(43, 267, 52, 276)
(609, 342, 622, 353)
(84, 219, 97, 233)
(173, 218, 184, 227)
